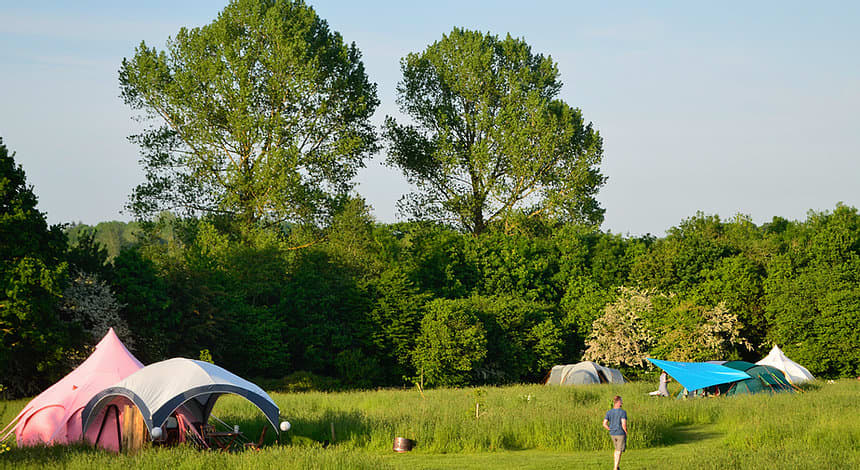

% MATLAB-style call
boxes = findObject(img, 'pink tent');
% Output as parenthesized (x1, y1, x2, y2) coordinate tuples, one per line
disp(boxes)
(0, 328, 143, 451)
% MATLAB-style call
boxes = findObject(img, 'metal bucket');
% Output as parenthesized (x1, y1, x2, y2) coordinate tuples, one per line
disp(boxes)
(393, 437, 413, 452)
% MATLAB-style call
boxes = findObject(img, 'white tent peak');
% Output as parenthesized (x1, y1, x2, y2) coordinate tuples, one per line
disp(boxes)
(756, 345, 815, 384)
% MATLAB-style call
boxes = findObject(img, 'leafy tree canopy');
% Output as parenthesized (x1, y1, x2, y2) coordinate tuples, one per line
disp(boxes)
(120, 0, 379, 226)
(0, 138, 72, 396)
(0, 139, 66, 265)
(384, 28, 606, 234)
(413, 298, 488, 386)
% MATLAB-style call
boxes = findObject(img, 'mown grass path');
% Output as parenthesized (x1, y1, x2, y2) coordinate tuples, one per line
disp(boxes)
(385, 424, 724, 469)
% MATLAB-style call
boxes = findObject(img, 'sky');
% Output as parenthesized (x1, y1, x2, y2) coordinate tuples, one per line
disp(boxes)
(1, 1, 858, 236)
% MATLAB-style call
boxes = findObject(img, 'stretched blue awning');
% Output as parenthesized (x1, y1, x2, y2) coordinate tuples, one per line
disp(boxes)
(647, 358, 751, 391)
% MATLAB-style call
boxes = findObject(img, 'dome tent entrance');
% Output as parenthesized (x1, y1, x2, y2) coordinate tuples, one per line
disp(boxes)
(81, 358, 280, 441)
(545, 362, 625, 385)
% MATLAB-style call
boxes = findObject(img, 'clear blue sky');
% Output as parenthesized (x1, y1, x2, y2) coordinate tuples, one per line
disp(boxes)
(1, 0, 858, 235)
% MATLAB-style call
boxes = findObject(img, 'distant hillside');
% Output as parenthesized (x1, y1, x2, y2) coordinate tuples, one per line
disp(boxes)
(66, 220, 142, 259)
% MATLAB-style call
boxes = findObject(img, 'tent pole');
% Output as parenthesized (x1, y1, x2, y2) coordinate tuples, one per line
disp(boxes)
(95, 405, 121, 451)
(767, 370, 802, 393)
(0, 417, 21, 443)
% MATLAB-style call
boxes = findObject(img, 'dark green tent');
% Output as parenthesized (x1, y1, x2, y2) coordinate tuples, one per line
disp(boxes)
(706, 361, 795, 396)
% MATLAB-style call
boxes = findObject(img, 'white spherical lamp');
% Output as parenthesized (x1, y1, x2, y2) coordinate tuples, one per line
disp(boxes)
(279, 421, 291, 432)
(151, 427, 163, 439)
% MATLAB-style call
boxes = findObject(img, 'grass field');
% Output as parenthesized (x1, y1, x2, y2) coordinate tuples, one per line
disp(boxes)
(1, 380, 858, 469)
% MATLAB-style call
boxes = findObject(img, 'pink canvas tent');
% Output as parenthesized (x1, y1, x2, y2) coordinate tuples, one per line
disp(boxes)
(0, 328, 143, 451)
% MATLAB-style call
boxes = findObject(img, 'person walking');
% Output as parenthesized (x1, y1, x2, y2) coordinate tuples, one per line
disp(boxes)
(602, 395, 628, 470)
(649, 371, 671, 396)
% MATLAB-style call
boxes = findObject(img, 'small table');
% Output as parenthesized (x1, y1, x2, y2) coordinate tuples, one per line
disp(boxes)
(207, 431, 243, 450)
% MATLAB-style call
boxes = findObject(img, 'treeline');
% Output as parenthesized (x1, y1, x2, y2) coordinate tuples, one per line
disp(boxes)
(3, 134, 858, 397)
(66, 221, 142, 259)
(87, 206, 860, 387)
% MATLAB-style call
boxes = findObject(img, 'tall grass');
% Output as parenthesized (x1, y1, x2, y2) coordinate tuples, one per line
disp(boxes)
(265, 382, 722, 452)
(712, 381, 860, 468)
(0, 444, 391, 470)
(1, 380, 857, 469)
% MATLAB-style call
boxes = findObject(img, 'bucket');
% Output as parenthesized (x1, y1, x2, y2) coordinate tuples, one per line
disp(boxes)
(393, 437, 413, 452)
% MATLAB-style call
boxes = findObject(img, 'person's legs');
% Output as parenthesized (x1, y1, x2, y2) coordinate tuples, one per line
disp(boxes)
(611, 435, 625, 469)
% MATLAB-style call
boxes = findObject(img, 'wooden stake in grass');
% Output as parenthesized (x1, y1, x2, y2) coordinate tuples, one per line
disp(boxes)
(473, 389, 487, 420)
(330, 422, 336, 444)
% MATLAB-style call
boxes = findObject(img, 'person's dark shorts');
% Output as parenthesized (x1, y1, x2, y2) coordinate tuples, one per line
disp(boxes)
(611, 434, 626, 452)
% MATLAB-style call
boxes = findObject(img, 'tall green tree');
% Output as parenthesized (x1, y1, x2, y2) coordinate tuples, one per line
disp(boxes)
(384, 28, 605, 234)
(0, 138, 72, 396)
(120, 0, 379, 226)
(368, 268, 430, 383)
(412, 298, 488, 386)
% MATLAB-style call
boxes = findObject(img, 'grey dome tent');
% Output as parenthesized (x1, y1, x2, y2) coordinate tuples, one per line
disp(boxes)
(80, 358, 279, 440)
(545, 361, 625, 385)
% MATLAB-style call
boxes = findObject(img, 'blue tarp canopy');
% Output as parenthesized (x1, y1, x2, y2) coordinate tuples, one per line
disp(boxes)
(647, 358, 752, 391)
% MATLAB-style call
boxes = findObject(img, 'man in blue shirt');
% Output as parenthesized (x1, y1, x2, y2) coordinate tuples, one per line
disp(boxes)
(602, 395, 628, 470)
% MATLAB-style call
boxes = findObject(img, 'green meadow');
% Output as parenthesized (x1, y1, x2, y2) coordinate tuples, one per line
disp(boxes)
(1, 380, 858, 469)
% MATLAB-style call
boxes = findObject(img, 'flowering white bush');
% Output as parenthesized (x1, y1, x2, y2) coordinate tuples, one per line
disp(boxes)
(658, 301, 752, 362)
(62, 271, 133, 348)
(583, 287, 655, 367)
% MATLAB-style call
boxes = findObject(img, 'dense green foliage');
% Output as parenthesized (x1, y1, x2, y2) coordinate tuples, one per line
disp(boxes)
(2, 137, 858, 393)
(0, 139, 75, 397)
(32, 204, 860, 393)
(384, 28, 605, 234)
(120, 0, 379, 226)
(763, 207, 860, 377)
(67, 222, 141, 260)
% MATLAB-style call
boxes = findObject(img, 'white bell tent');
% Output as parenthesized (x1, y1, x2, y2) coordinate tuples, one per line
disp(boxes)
(755, 345, 815, 384)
